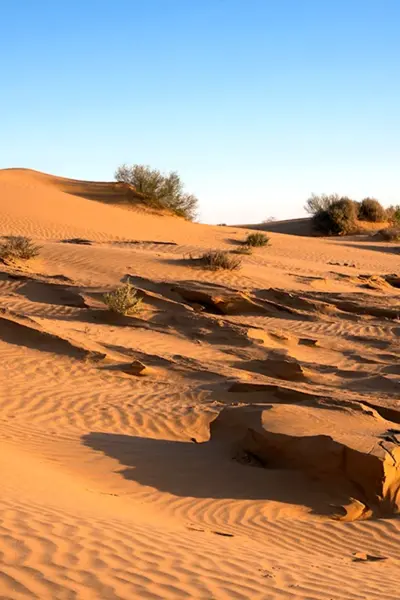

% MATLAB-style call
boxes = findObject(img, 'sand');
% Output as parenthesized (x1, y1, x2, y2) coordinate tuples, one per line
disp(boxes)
(0, 168, 399, 599)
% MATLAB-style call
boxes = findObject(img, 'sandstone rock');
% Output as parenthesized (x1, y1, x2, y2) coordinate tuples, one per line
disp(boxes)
(173, 284, 275, 316)
(207, 403, 400, 519)
(121, 360, 149, 376)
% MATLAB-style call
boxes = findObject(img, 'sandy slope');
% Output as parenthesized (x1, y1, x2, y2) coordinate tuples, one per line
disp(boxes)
(0, 168, 400, 599)
(237, 217, 314, 236)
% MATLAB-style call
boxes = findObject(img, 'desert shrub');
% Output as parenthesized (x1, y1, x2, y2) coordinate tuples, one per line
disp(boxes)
(386, 205, 400, 224)
(245, 232, 270, 247)
(304, 193, 340, 215)
(358, 198, 386, 222)
(115, 164, 198, 220)
(103, 281, 142, 315)
(377, 227, 400, 242)
(0, 236, 40, 261)
(196, 250, 242, 271)
(312, 197, 358, 235)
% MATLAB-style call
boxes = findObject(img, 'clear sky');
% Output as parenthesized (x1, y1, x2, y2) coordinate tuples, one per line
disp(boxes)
(1, 0, 399, 223)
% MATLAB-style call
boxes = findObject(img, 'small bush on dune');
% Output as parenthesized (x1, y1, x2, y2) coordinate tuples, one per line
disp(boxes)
(245, 232, 270, 247)
(196, 250, 242, 271)
(358, 198, 386, 222)
(103, 281, 142, 315)
(0, 236, 40, 261)
(115, 164, 198, 220)
(312, 197, 358, 235)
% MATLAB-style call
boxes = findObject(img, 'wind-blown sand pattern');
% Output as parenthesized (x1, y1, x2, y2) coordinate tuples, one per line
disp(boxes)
(0, 168, 400, 599)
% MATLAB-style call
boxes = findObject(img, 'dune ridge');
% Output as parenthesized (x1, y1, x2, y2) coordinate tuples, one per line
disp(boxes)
(0, 168, 399, 599)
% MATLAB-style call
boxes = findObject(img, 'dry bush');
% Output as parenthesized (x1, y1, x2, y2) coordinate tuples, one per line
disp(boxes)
(103, 281, 142, 315)
(0, 236, 40, 261)
(386, 205, 400, 224)
(358, 198, 386, 222)
(377, 227, 400, 242)
(304, 193, 340, 215)
(196, 250, 242, 271)
(245, 232, 270, 247)
(115, 164, 198, 220)
(312, 197, 358, 235)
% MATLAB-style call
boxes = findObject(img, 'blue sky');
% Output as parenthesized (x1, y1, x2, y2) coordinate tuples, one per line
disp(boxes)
(1, 0, 399, 223)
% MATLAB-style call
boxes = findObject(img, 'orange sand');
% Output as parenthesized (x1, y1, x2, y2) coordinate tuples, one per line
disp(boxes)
(0, 168, 399, 599)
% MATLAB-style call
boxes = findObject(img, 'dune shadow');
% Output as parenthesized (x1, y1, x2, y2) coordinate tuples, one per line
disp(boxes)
(225, 237, 246, 246)
(113, 240, 178, 247)
(56, 179, 147, 207)
(61, 238, 93, 246)
(101, 345, 225, 381)
(339, 242, 400, 256)
(81, 430, 346, 515)
(0, 313, 90, 359)
(159, 257, 199, 269)
(236, 218, 313, 236)
(17, 280, 88, 308)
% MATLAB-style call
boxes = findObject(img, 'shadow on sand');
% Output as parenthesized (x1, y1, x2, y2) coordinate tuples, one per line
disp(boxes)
(81, 430, 343, 516)
(339, 242, 400, 256)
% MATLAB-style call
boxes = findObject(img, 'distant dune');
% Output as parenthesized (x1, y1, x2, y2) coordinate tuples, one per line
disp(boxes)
(0, 168, 218, 243)
(2, 166, 149, 203)
(238, 216, 391, 238)
(237, 217, 314, 236)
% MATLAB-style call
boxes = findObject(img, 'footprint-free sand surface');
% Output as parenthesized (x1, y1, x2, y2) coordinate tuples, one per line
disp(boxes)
(0, 168, 399, 599)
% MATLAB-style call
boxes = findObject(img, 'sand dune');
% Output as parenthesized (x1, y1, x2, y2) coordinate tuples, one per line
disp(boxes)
(238, 217, 314, 236)
(0, 168, 400, 599)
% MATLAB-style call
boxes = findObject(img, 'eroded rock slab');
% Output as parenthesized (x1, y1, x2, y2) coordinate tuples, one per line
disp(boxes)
(206, 402, 400, 519)
(120, 360, 150, 376)
(173, 284, 270, 315)
(172, 283, 305, 317)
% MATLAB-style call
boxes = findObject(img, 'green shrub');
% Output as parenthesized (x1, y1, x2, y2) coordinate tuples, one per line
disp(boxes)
(245, 232, 270, 247)
(0, 236, 40, 261)
(115, 164, 198, 220)
(358, 198, 386, 222)
(312, 197, 358, 235)
(196, 250, 242, 271)
(103, 281, 142, 315)
(304, 193, 340, 215)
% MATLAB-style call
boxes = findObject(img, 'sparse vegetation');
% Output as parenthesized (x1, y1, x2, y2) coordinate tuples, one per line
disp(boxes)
(308, 192, 392, 236)
(0, 236, 40, 261)
(358, 198, 386, 222)
(304, 193, 340, 215)
(196, 250, 242, 271)
(115, 164, 198, 220)
(103, 280, 142, 315)
(312, 197, 358, 235)
(245, 232, 270, 247)
(386, 205, 400, 224)
(377, 227, 400, 242)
